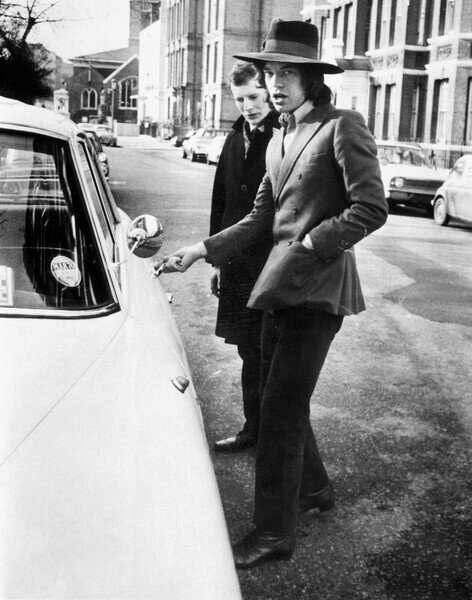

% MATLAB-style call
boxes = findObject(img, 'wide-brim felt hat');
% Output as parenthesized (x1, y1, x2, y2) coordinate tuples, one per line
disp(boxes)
(233, 19, 344, 74)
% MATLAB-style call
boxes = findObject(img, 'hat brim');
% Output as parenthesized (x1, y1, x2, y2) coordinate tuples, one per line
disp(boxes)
(233, 51, 344, 74)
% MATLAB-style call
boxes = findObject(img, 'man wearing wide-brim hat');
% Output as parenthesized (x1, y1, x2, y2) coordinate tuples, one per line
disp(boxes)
(161, 19, 388, 569)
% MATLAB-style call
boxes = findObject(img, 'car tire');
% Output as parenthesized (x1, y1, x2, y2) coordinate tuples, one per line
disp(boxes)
(191, 151, 197, 162)
(182, 150, 187, 159)
(433, 197, 450, 226)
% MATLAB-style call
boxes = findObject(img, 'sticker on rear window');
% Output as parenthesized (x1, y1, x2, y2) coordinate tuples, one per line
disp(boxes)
(50, 256, 82, 288)
(0, 265, 14, 306)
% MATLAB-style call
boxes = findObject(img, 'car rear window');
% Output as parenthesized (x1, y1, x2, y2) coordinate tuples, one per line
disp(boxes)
(0, 130, 115, 314)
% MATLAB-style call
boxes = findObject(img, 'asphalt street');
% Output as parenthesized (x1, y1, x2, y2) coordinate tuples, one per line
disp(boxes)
(108, 137, 472, 600)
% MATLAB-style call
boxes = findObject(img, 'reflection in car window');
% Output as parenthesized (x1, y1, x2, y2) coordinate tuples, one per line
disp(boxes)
(377, 145, 432, 168)
(0, 131, 115, 313)
(77, 142, 115, 260)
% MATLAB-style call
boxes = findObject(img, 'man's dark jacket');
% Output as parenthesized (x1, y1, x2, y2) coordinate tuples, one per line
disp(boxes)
(209, 110, 279, 344)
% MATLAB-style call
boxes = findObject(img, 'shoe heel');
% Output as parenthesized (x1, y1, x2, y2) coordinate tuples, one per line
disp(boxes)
(317, 495, 335, 512)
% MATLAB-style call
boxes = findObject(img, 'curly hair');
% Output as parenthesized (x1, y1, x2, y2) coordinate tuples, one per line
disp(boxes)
(228, 61, 265, 87)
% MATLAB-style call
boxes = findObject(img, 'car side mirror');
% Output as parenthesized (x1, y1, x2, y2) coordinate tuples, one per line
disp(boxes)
(127, 214, 163, 258)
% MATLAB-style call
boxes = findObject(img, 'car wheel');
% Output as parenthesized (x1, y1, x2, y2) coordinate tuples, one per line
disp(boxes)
(433, 197, 450, 226)
(182, 150, 187, 159)
(191, 151, 197, 162)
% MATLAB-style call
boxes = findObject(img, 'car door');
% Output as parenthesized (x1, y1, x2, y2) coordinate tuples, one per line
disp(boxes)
(457, 157, 472, 221)
(444, 157, 465, 217)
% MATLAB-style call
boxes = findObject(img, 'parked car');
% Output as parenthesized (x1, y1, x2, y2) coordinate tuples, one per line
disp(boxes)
(84, 130, 110, 178)
(182, 128, 215, 162)
(376, 141, 446, 213)
(95, 124, 118, 147)
(77, 122, 97, 134)
(206, 135, 227, 165)
(172, 128, 196, 147)
(432, 154, 472, 226)
(0, 96, 241, 600)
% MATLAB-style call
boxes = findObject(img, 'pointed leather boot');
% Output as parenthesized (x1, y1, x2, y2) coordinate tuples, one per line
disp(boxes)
(298, 483, 335, 515)
(232, 528, 296, 570)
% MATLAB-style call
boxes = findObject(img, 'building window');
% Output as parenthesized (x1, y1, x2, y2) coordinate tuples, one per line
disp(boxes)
(410, 86, 419, 139)
(418, 0, 433, 45)
(383, 83, 395, 139)
(438, 0, 447, 36)
(464, 78, 472, 144)
(81, 88, 97, 110)
(213, 42, 218, 83)
(342, 3, 352, 56)
(205, 0, 211, 33)
(389, 0, 397, 45)
(333, 7, 341, 39)
(320, 15, 328, 46)
(119, 78, 138, 109)
(375, 0, 383, 49)
(205, 44, 210, 84)
(368, 84, 380, 136)
(215, 0, 220, 29)
(141, 1, 160, 28)
(431, 79, 449, 141)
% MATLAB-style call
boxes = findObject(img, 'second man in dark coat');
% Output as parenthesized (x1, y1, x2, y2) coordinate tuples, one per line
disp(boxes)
(210, 62, 280, 452)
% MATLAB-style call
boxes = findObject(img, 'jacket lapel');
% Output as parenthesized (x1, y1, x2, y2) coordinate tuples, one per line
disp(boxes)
(275, 103, 332, 201)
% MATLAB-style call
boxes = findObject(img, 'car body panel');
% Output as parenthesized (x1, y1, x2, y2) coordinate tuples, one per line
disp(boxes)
(433, 155, 472, 224)
(0, 96, 241, 600)
(183, 129, 216, 161)
(376, 141, 445, 209)
(207, 135, 227, 165)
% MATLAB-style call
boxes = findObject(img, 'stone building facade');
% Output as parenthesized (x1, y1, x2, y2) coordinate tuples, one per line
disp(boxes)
(160, 0, 303, 134)
(303, 0, 472, 154)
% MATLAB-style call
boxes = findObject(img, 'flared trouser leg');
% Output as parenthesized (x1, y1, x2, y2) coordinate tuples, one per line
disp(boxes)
(254, 308, 343, 535)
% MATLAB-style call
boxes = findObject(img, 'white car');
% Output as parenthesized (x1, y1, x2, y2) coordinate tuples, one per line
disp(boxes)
(376, 141, 445, 213)
(182, 128, 215, 162)
(432, 154, 472, 226)
(0, 97, 241, 600)
(206, 135, 227, 165)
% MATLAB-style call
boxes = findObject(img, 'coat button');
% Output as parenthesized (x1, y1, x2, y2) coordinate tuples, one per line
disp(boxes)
(240, 184, 248, 192)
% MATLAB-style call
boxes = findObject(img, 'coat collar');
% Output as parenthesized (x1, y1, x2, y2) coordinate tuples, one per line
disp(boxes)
(274, 102, 333, 200)
(232, 110, 280, 135)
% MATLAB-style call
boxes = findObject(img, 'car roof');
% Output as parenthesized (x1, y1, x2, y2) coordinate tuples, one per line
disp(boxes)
(376, 140, 422, 150)
(0, 95, 79, 140)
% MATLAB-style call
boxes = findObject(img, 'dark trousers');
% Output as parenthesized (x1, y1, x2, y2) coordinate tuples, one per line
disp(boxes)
(254, 308, 343, 535)
(237, 336, 263, 438)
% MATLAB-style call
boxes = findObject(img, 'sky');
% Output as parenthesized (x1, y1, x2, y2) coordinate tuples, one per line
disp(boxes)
(30, 0, 130, 59)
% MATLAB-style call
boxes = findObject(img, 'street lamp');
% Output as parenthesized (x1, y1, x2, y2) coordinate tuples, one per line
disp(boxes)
(110, 78, 117, 129)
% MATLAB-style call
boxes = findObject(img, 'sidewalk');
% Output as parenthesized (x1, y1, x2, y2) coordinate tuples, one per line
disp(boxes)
(117, 135, 175, 151)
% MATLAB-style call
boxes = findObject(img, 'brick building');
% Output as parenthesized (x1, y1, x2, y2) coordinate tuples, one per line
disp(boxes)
(161, 0, 303, 135)
(65, 0, 161, 129)
(303, 0, 472, 156)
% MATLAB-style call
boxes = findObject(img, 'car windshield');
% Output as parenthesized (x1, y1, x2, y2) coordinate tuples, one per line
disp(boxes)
(0, 130, 115, 313)
(377, 145, 432, 167)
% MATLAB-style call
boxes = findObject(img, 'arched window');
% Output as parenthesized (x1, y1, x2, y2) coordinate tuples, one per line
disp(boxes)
(119, 78, 138, 109)
(81, 88, 97, 109)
